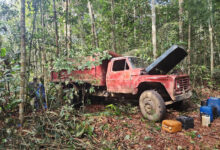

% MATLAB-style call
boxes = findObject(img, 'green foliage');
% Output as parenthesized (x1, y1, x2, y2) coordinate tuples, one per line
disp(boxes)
(190, 65, 209, 86)
(145, 121, 161, 132)
(105, 104, 121, 116)
(190, 64, 218, 88)
(185, 131, 197, 139)
(0, 104, 97, 149)
(120, 104, 139, 115)
(0, 48, 6, 57)
(53, 48, 112, 73)
(213, 66, 220, 89)
(4, 99, 22, 111)
(104, 104, 139, 116)
(158, 22, 179, 51)
(0, 47, 20, 114)
(191, 89, 200, 104)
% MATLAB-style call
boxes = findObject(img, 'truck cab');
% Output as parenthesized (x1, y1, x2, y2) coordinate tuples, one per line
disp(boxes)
(106, 56, 191, 101)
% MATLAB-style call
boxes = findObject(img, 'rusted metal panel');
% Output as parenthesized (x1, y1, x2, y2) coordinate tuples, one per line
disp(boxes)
(106, 57, 133, 93)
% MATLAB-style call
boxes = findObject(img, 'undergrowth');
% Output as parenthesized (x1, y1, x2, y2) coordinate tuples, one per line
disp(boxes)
(0, 101, 139, 149)
(0, 105, 97, 149)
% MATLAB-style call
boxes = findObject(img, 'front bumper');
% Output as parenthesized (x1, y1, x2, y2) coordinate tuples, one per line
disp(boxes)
(174, 90, 192, 101)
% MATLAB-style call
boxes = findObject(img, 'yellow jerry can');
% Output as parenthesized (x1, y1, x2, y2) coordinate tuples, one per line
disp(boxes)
(162, 120, 182, 133)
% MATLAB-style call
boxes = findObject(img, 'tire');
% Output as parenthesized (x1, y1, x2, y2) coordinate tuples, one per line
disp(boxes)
(139, 90, 166, 121)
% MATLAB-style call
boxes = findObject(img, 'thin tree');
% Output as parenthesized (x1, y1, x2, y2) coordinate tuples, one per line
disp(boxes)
(40, 0, 48, 108)
(208, 0, 214, 77)
(65, 0, 68, 52)
(179, 0, 184, 42)
(111, 0, 116, 52)
(28, 1, 38, 80)
(151, 0, 157, 60)
(187, 19, 191, 74)
(53, 0, 59, 57)
(19, 0, 26, 124)
(133, 1, 136, 45)
(87, 0, 99, 48)
(65, 0, 71, 56)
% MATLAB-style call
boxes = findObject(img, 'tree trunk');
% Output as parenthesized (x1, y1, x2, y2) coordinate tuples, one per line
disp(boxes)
(208, 0, 214, 77)
(87, 1, 99, 48)
(67, 0, 71, 57)
(179, 0, 183, 42)
(34, 47, 37, 76)
(179, 0, 186, 71)
(203, 25, 207, 66)
(28, 6, 37, 81)
(40, 0, 48, 108)
(53, 0, 59, 57)
(111, 0, 116, 52)
(187, 21, 191, 74)
(209, 20, 214, 77)
(65, 0, 70, 56)
(151, 0, 157, 60)
(19, 0, 26, 124)
(133, 4, 136, 45)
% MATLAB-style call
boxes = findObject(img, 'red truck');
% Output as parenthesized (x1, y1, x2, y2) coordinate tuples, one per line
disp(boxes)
(51, 45, 192, 121)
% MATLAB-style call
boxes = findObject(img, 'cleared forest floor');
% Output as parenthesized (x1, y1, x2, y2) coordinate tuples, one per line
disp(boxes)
(84, 105, 220, 150)
(0, 88, 219, 149)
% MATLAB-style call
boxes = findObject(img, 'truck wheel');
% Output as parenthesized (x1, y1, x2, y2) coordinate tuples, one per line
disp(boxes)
(139, 90, 166, 121)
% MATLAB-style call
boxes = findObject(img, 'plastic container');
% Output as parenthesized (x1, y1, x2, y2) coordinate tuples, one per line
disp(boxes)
(176, 116, 194, 130)
(162, 120, 182, 133)
(207, 97, 220, 117)
(201, 115, 210, 127)
(200, 106, 213, 122)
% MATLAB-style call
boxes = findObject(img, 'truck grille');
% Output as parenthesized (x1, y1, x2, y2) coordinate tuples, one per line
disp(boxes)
(175, 77, 190, 94)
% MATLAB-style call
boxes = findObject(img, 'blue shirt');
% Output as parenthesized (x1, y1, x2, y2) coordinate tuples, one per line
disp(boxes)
(36, 83, 45, 99)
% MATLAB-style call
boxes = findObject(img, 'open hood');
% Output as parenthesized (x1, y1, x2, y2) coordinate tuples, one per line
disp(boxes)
(145, 45, 187, 75)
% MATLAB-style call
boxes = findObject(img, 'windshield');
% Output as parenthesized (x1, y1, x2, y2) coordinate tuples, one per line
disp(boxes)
(128, 57, 148, 69)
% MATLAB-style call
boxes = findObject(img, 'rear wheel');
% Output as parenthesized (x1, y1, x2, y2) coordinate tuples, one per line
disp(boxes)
(139, 90, 166, 121)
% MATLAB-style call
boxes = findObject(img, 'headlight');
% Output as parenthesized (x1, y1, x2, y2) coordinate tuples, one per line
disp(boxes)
(177, 83, 180, 89)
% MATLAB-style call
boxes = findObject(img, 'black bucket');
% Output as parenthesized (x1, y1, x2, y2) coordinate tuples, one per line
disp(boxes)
(201, 100, 207, 106)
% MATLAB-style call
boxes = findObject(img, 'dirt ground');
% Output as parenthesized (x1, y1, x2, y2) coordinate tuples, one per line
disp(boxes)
(83, 88, 220, 150)
(84, 108, 220, 150)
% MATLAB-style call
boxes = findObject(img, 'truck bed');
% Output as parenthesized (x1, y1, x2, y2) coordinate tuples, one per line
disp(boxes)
(51, 51, 121, 86)
(51, 60, 109, 86)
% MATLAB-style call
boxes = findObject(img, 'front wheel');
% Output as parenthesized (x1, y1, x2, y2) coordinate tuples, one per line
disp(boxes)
(139, 90, 166, 121)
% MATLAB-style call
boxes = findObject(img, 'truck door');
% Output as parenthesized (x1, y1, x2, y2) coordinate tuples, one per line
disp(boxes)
(106, 58, 132, 93)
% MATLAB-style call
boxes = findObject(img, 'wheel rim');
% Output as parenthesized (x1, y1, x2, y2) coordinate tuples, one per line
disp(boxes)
(143, 98, 154, 115)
